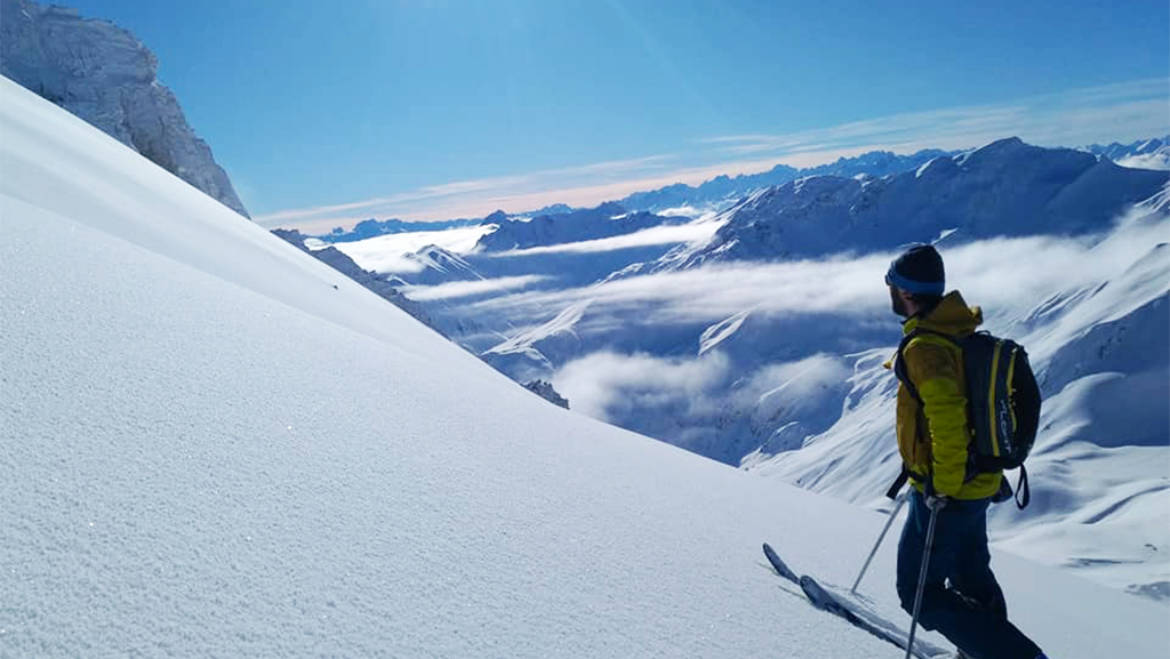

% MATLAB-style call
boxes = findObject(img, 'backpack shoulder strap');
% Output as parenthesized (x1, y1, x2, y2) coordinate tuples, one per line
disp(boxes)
(894, 328, 957, 403)
(893, 331, 920, 402)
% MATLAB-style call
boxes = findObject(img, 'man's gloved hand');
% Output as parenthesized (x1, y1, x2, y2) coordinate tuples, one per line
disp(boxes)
(925, 494, 950, 511)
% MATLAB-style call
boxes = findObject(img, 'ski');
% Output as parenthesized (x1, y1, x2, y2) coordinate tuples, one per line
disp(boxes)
(762, 541, 799, 583)
(761, 543, 950, 659)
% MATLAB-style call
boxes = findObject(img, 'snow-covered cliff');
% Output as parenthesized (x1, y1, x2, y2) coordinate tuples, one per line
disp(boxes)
(0, 0, 249, 217)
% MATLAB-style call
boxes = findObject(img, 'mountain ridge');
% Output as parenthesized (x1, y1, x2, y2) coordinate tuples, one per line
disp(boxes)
(0, 0, 249, 218)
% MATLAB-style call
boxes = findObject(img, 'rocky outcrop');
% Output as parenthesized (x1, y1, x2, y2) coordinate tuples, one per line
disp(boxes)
(523, 380, 569, 409)
(0, 0, 249, 217)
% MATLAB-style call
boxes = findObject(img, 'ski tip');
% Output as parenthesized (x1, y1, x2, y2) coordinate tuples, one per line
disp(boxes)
(762, 542, 800, 583)
(762, 542, 778, 562)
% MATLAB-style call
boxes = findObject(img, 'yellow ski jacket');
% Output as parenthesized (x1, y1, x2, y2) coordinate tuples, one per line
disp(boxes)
(891, 291, 1002, 499)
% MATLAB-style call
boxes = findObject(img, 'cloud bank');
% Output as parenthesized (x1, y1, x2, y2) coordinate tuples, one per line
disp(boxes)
(403, 275, 552, 302)
(484, 221, 723, 258)
(464, 213, 1170, 333)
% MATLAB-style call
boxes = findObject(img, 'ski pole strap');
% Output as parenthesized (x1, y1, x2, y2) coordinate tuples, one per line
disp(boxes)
(886, 466, 909, 500)
(886, 464, 929, 500)
(1014, 464, 1030, 509)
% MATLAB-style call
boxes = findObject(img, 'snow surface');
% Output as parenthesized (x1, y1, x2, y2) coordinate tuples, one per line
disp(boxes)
(3, 76, 1168, 657)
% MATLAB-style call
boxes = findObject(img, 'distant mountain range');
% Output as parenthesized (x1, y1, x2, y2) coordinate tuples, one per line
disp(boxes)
(318, 205, 575, 244)
(314, 136, 1169, 245)
(315, 150, 957, 243)
(644, 137, 1166, 270)
(614, 148, 954, 212)
(1081, 136, 1169, 169)
(474, 202, 683, 252)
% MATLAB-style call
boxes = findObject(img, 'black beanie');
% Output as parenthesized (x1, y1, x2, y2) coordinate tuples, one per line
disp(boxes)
(886, 244, 945, 295)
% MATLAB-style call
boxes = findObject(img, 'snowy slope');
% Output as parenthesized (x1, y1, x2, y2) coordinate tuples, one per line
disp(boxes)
(2, 76, 1167, 657)
(271, 228, 444, 335)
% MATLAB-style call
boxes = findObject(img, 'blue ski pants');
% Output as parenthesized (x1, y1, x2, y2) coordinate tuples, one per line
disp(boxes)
(896, 490, 1043, 659)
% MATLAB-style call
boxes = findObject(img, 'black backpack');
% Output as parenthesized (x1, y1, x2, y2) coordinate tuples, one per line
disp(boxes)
(894, 329, 1040, 509)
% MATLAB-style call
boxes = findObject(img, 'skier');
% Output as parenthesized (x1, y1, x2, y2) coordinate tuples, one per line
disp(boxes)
(885, 244, 1047, 659)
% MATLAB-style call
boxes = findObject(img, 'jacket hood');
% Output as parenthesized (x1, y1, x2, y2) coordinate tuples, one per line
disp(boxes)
(903, 291, 982, 336)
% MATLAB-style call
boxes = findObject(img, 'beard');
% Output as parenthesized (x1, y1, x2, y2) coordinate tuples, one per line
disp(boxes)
(890, 286, 909, 317)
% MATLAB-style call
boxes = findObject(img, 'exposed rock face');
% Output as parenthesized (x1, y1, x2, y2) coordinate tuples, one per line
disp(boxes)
(523, 380, 569, 409)
(0, 0, 250, 217)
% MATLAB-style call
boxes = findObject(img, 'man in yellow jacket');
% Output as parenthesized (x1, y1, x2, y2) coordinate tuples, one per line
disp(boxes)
(887, 245, 1046, 659)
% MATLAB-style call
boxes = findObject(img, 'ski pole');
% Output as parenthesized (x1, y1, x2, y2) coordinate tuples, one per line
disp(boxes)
(905, 501, 941, 659)
(850, 491, 907, 595)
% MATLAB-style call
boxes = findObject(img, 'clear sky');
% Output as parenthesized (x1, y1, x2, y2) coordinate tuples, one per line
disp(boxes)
(65, 0, 1170, 230)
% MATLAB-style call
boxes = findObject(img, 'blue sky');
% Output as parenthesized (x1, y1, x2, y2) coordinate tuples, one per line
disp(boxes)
(66, 1, 1169, 230)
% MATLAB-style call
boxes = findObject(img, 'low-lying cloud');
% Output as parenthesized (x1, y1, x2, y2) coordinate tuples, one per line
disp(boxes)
(554, 350, 732, 422)
(333, 225, 492, 273)
(552, 349, 857, 461)
(465, 214, 1170, 333)
(734, 354, 853, 420)
(403, 275, 551, 302)
(484, 221, 724, 258)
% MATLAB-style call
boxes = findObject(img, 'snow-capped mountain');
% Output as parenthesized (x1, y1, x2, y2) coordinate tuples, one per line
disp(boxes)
(317, 207, 579, 244)
(0, 0, 249, 217)
(16, 69, 1163, 659)
(400, 244, 487, 285)
(475, 202, 681, 252)
(1082, 136, 1170, 170)
(321, 216, 483, 243)
(312, 150, 952, 248)
(483, 300, 593, 379)
(659, 138, 1167, 269)
(615, 148, 952, 212)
